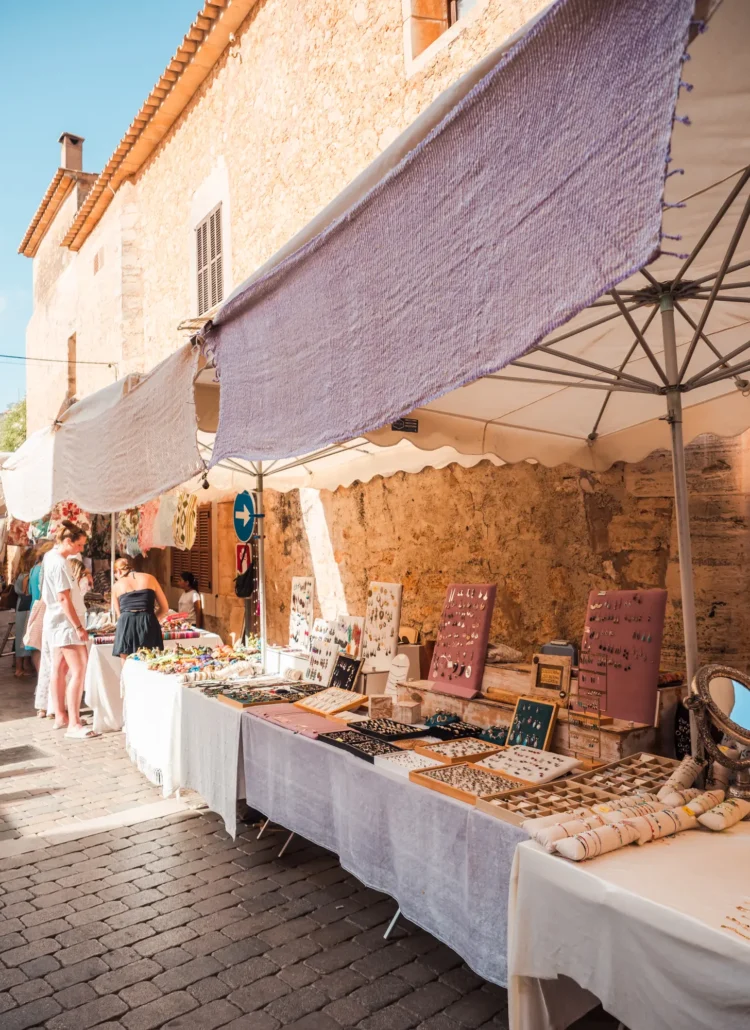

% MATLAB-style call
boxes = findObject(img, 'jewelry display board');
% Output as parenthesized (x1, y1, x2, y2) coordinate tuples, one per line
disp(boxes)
(476, 780, 619, 826)
(568, 752, 680, 797)
(329, 654, 363, 694)
(218, 684, 304, 709)
(318, 729, 400, 763)
(362, 582, 403, 672)
(373, 751, 447, 779)
(507, 697, 558, 749)
(566, 693, 604, 762)
(415, 738, 503, 765)
(428, 583, 497, 699)
(289, 577, 315, 650)
(305, 620, 338, 687)
(333, 614, 364, 658)
(409, 762, 523, 805)
(474, 746, 581, 784)
(294, 686, 363, 716)
(578, 588, 667, 724)
(353, 718, 428, 742)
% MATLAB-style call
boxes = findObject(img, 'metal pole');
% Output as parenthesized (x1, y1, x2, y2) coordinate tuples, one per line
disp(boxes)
(110, 512, 117, 617)
(660, 295, 700, 756)
(256, 463, 267, 672)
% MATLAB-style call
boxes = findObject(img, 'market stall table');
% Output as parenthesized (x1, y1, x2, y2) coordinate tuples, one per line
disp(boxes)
(84, 631, 222, 733)
(121, 649, 245, 837)
(507, 822, 750, 1030)
(241, 713, 527, 986)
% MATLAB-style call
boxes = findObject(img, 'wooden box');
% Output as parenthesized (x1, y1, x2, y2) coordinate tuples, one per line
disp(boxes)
(392, 700, 421, 724)
(368, 694, 393, 719)
(476, 780, 620, 827)
(409, 762, 523, 805)
(567, 752, 679, 798)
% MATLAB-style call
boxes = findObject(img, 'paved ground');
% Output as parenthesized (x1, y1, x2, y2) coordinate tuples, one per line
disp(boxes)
(0, 665, 617, 1029)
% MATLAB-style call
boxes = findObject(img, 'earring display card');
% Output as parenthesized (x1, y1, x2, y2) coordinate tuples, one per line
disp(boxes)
(329, 654, 363, 694)
(507, 697, 558, 750)
(428, 584, 497, 699)
(362, 582, 403, 672)
(289, 577, 315, 651)
(579, 588, 667, 725)
(333, 615, 365, 658)
(305, 620, 338, 687)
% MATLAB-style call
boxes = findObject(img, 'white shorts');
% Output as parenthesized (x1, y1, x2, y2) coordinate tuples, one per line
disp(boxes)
(43, 611, 86, 650)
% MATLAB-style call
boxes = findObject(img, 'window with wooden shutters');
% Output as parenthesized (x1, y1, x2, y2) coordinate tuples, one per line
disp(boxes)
(196, 205, 223, 316)
(171, 505, 212, 592)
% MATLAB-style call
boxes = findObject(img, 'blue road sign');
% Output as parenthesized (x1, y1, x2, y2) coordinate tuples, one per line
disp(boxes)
(233, 491, 255, 542)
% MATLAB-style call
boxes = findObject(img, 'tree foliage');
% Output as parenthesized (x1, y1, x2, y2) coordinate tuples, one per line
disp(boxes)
(0, 399, 26, 452)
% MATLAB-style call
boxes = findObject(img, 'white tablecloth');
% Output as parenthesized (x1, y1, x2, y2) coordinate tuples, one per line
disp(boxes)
(84, 632, 222, 733)
(121, 649, 244, 838)
(241, 714, 527, 985)
(508, 823, 750, 1030)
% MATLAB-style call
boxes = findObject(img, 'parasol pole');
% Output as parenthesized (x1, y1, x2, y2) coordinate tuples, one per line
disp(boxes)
(256, 463, 267, 672)
(660, 294, 700, 757)
(110, 511, 116, 617)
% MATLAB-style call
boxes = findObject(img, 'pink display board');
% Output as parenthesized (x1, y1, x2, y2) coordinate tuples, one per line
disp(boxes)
(578, 588, 667, 725)
(428, 583, 497, 699)
(247, 703, 342, 739)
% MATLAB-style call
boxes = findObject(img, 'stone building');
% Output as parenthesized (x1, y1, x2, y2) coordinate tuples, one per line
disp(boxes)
(19, 0, 750, 667)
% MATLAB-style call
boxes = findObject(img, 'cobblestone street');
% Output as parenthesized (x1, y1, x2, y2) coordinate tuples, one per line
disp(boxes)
(0, 669, 615, 1030)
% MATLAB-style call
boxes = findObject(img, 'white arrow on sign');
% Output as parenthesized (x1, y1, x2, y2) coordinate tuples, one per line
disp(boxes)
(236, 505, 253, 526)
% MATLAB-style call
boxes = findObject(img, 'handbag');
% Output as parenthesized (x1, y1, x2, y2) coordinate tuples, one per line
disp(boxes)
(24, 600, 45, 650)
(234, 545, 254, 598)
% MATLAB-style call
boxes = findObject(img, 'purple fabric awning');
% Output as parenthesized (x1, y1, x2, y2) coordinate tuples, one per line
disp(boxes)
(209, 0, 695, 464)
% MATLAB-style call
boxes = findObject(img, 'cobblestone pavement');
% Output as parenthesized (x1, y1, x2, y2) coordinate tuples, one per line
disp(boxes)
(0, 667, 180, 842)
(0, 668, 617, 1029)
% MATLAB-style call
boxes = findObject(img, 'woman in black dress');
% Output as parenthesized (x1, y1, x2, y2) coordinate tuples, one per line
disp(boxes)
(112, 557, 169, 661)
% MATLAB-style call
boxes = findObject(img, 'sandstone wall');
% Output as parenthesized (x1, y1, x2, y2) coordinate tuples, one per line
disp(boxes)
(132, 0, 550, 359)
(211, 434, 750, 673)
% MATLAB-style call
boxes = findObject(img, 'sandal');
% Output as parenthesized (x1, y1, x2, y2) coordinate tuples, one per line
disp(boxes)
(36, 710, 47, 719)
(64, 726, 100, 740)
(53, 720, 69, 730)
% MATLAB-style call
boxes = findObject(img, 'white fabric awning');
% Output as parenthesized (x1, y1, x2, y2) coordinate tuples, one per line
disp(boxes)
(1, 344, 203, 521)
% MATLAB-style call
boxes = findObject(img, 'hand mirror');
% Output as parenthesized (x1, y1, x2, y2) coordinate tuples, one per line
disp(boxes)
(687, 664, 750, 800)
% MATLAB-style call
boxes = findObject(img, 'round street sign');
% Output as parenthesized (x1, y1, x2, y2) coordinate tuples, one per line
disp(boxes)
(233, 490, 255, 542)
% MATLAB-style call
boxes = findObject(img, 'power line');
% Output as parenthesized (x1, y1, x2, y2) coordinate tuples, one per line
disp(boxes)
(0, 353, 116, 367)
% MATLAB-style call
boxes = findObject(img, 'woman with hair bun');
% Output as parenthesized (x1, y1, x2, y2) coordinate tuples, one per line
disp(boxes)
(42, 520, 94, 738)
(112, 556, 168, 661)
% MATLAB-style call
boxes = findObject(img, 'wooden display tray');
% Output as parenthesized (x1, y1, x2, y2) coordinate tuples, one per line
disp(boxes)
(294, 688, 364, 717)
(476, 779, 619, 827)
(392, 736, 443, 751)
(567, 751, 679, 797)
(415, 738, 503, 765)
(353, 719, 430, 742)
(409, 762, 527, 805)
(218, 692, 292, 710)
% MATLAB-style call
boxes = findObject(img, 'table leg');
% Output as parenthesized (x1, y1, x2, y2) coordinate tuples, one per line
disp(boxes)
(278, 832, 294, 858)
(383, 907, 401, 940)
(257, 818, 270, 840)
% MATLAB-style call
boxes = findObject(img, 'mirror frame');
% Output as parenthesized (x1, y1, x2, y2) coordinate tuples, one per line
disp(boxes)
(687, 663, 750, 771)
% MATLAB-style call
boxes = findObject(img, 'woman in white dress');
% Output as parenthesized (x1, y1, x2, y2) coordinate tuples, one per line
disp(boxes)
(42, 520, 96, 739)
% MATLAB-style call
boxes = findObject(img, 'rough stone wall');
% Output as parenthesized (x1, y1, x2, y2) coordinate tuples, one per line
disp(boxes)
(211, 433, 750, 673)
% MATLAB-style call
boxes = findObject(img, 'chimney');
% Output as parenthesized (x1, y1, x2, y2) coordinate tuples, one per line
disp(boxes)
(59, 132, 84, 171)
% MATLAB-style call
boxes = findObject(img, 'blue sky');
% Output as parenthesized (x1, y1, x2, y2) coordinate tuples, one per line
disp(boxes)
(0, 0, 200, 413)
